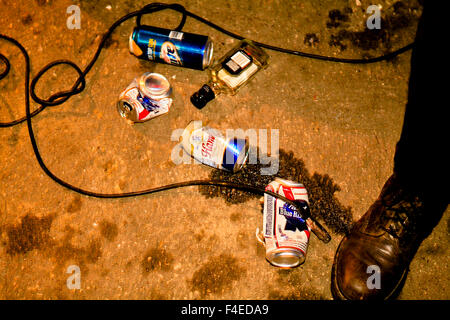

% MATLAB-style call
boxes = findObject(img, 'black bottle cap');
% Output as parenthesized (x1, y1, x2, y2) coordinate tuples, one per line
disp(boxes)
(190, 84, 215, 109)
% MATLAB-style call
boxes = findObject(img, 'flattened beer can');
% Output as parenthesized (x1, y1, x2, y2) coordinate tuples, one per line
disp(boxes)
(262, 178, 312, 268)
(181, 120, 249, 172)
(117, 72, 172, 123)
(129, 25, 213, 70)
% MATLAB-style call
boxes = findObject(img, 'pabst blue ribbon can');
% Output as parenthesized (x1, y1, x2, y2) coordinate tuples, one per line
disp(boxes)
(262, 178, 312, 268)
(129, 25, 213, 70)
(117, 72, 172, 123)
(181, 120, 249, 172)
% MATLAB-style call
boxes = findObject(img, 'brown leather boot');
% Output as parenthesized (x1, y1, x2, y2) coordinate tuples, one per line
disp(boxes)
(331, 174, 447, 300)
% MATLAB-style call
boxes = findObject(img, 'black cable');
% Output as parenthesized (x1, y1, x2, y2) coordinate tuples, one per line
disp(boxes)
(0, 53, 10, 80)
(164, 3, 415, 64)
(0, 2, 416, 243)
(1, 51, 48, 128)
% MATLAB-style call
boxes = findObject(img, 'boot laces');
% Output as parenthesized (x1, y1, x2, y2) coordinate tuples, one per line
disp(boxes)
(380, 195, 422, 239)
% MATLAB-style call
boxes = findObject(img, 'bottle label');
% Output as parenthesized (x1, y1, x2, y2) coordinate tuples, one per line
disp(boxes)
(223, 50, 253, 74)
(218, 63, 258, 89)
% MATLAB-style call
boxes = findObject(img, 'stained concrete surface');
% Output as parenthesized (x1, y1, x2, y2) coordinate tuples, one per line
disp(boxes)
(0, 0, 448, 300)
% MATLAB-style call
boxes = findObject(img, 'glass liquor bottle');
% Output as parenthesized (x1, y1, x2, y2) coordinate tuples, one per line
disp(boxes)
(190, 39, 269, 109)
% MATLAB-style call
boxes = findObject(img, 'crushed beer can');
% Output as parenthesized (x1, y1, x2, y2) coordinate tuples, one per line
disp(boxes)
(181, 120, 249, 172)
(261, 178, 312, 268)
(117, 72, 172, 123)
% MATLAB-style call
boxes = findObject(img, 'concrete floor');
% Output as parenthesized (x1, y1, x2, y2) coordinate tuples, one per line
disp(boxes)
(0, 0, 448, 300)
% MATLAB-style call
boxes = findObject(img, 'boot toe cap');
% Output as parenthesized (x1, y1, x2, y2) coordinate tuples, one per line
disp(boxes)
(332, 234, 406, 300)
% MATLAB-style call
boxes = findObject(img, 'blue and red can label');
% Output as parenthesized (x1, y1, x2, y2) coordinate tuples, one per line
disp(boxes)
(262, 178, 312, 268)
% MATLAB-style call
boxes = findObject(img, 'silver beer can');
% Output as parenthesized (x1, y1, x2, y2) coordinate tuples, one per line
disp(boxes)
(181, 120, 249, 172)
(262, 178, 312, 268)
(117, 72, 173, 123)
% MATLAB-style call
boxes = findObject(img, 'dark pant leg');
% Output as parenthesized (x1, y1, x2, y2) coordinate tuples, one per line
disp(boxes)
(393, 2, 449, 205)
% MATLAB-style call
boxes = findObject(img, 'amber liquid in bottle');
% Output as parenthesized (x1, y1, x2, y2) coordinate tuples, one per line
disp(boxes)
(190, 39, 269, 109)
